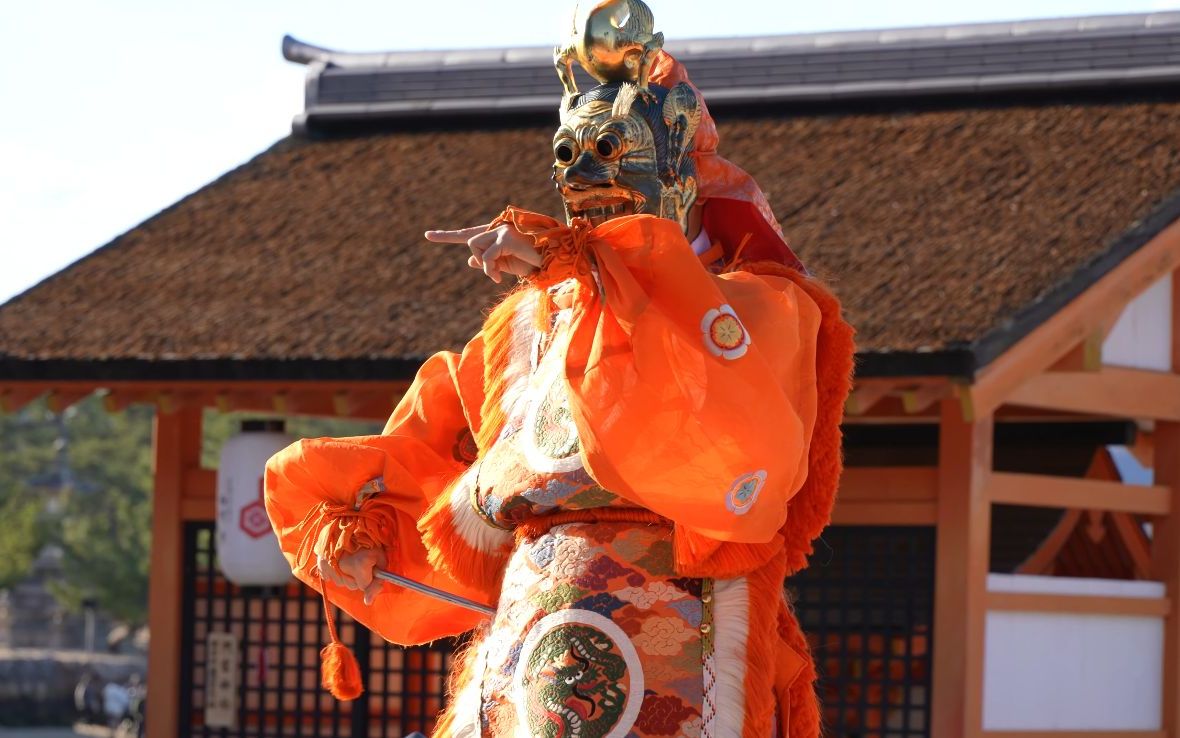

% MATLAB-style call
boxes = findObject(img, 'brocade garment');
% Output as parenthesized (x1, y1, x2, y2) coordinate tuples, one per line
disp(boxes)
(264, 213, 855, 738)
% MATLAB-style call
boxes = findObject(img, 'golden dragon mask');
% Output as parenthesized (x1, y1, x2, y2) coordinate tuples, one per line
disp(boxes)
(551, 1, 702, 234)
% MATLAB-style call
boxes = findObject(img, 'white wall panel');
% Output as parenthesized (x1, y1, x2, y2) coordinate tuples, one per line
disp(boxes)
(983, 574, 1164, 732)
(1103, 273, 1172, 372)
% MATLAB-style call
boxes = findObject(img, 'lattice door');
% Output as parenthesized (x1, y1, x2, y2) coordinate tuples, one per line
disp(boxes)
(791, 526, 936, 738)
(179, 522, 454, 738)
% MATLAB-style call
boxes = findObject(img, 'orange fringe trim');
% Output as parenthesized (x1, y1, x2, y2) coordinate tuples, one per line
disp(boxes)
(778, 597, 822, 738)
(741, 261, 856, 575)
(418, 478, 510, 595)
(673, 528, 786, 579)
(473, 288, 531, 457)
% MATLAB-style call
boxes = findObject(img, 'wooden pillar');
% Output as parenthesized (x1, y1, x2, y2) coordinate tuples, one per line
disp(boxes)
(931, 399, 993, 738)
(146, 405, 202, 738)
(1152, 266, 1180, 736)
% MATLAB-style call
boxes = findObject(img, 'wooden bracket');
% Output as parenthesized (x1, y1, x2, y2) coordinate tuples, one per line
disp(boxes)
(1049, 330, 1105, 372)
(0, 388, 46, 414)
(845, 382, 894, 416)
(902, 384, 947, 414)
(954, 382, 976, 423)
(45, 389, 95, 413)
(271, 392, 291, 415)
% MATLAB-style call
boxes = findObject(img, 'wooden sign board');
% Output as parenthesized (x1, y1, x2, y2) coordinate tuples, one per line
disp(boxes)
(205, 631, 239, 729)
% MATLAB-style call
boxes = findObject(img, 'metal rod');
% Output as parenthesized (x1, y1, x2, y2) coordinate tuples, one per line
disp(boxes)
(373, 569, 496, 617)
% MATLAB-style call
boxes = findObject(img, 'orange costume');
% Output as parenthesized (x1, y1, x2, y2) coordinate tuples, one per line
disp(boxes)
(265, 38, 854, 738)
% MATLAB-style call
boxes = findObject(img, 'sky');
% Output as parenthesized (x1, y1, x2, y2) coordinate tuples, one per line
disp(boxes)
(3, 0, 1180, 305)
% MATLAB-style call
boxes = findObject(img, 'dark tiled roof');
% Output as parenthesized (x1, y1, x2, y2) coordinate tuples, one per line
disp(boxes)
(286, 12, 1180, 127)
(4, 98, 1180, 381)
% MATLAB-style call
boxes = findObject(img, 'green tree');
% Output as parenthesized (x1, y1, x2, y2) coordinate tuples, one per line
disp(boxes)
(51, 397, 154, 624)
(0, 486, 43, 590)
(0, 401, 56, 589)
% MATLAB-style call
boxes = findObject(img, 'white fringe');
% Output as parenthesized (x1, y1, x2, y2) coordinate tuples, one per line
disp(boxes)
(499, 291, 538, 419)
(712, 576, 750, 738)
(446, 637, 486, 738)
(448, 462, 512, 553)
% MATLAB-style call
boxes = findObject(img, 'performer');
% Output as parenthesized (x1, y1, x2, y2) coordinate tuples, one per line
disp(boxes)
(264, 2, 854, 736)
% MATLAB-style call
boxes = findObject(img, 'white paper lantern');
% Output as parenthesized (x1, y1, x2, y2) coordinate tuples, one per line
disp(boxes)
(216, 419, 294, 586)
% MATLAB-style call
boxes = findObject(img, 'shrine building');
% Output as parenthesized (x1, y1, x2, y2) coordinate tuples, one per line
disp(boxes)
(3, 11, 1180, 738)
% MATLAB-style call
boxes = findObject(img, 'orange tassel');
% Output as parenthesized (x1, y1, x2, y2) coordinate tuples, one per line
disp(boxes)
(319, 588, 364, 701)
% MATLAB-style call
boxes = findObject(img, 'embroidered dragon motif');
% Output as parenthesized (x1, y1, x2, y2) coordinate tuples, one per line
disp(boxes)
(522, 624, 630, 737)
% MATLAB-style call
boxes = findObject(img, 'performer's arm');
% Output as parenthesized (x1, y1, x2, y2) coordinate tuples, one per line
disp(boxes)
(264, 341, 497, 645)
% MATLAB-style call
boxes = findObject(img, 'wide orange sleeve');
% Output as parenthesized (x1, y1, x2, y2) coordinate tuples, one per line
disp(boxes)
(263, 341, 493, 646)
(497, 209, 822, 547)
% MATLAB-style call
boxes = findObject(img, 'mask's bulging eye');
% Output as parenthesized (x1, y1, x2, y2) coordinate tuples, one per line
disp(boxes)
(595, 132, 622, 160)
(554, 139, 577, 165)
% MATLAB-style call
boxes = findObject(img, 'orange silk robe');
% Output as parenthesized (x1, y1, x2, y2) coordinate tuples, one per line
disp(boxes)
(265, 212, 854, 738)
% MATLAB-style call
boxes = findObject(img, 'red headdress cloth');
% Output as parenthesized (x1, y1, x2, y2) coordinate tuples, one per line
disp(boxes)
(648, 51, 807, 273)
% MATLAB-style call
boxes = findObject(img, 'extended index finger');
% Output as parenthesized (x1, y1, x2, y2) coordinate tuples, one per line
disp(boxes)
(424, 223, 492, 244)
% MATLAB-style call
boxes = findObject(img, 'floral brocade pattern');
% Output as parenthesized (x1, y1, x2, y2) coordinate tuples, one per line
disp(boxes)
(483, 522, 704, 737)
(472, 309, 627, 530)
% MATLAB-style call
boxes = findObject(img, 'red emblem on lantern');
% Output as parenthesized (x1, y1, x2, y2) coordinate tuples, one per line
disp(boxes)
(239, 500, 271, 539)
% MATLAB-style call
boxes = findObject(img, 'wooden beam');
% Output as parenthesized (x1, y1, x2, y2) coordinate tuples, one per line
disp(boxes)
(145, 405, 202, 738)
(0, 379, 410, 393)
(180, 466, 215, 521)
(968, 217, 1180, 420)
(183, 466, 216, 500)
(845, 405, 1124, 426)
(830, 500, 937, 525)
(932, 400, 994, 738)
(1007, 366, 1180, 422)
(1154, 264, 1180, 738)
(102, 389, 155, 413)
(986, 591, 1170, 617)
(838, 466, 938, 501)
(1109, 512, 1154, 581)
(1132, 432, 1155, 469)
(181, 496, 214, 521)
(981, 727, 1165, 732)
(0, 380, 410, 421)
(1016, 509, 1084, 576)
(987, 472, 1172, 516)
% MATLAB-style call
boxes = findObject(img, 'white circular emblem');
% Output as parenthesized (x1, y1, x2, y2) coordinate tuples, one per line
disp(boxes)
(701, 303, 751, 360)
(512, 609, 645, 738)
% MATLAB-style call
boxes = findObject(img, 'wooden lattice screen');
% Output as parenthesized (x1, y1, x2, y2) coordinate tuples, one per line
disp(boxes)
(791, 525, 936, 738)
(179, 522, 453, 738)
